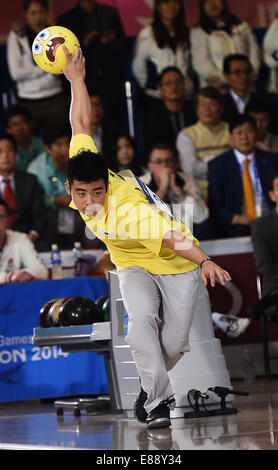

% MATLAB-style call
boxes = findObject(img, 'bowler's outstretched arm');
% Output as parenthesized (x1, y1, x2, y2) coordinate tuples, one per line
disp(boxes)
(63, 45, 92, 137)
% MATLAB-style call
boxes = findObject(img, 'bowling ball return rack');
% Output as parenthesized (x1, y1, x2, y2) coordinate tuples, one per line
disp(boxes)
(32, 271, 235, 419)
(32, 322, 119, 417)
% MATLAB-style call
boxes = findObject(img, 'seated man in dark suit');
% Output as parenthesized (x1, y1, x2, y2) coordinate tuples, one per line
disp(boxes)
(250, 173, 278, 319)
(208, 114, 278, 238)
(222, 54, 277, 135)
(0, 132, 46, 245)
(221, 54, 255, 125)
(143, 67, 197, 154)
(252, 172, 278, 297)
(246, 97, 278, 153)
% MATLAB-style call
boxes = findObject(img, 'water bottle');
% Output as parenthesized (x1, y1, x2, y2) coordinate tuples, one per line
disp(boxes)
(50, 244, 63, 280)
(242, 348, 256, 383)
(73, 242, 83, 263)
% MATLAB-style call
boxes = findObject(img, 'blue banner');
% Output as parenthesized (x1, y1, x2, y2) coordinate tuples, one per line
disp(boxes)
(0, 276, 109, 402)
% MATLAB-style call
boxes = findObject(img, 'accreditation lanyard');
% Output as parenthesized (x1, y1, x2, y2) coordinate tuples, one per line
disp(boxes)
(253, 160, 262, 196)
(252, 160, 265, 217)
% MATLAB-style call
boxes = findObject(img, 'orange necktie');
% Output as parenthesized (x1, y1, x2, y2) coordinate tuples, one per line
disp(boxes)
(242, 158, 256, 219)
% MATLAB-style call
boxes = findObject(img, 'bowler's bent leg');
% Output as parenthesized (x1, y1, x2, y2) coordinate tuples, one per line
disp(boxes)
(158, 268, 200, 371)
(117, 267, 174, 413)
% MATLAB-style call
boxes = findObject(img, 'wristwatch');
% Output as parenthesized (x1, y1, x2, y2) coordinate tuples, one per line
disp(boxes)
(199, 257, 213, 269)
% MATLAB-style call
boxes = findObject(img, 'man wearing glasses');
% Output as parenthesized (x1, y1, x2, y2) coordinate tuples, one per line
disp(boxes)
(144, 67, 196, 153)
(140, 143, 211, 240)
(222, 54, 258, 125)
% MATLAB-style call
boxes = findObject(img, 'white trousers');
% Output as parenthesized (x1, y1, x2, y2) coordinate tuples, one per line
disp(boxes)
(117, 266, 202, 413)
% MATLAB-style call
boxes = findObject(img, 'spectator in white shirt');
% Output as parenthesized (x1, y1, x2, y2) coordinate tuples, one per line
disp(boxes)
(6, 0, 67, 134)
(132, 0, 194, 98)
(190, 0, 260, 89)
(0, 199, 48, 284)
(263, 18, 278, 94)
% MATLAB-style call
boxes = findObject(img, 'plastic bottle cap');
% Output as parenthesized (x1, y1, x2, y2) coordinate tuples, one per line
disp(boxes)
(74, 242, 81, 248)
(51, 244, 58, 250)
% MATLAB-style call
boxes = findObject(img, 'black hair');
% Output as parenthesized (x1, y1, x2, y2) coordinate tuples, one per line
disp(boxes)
(43, 123, 71, 147)
(148, 142, 177, 161)
(0, 132, 17, 152)
(246, 95, 272, 115)
(66, 151, 109, 188)
(87, 88, 103, 101)
(4, 105, 32, 127)
(0, 198, 10, 216)
(268, 172, 278, 192)
(223, 53, 252, 74)
(108, 133, 143, 177)
(158, 66, 184, 85)
(229, 114, 257, 133)
(197, 0, 240, 34)
(152, 0, 188, 48)
(195, 86, 223, 108)
(23, 0, 49, 11)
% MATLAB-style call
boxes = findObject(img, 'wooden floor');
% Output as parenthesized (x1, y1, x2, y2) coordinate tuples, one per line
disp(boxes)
(0, 378, 278, 451)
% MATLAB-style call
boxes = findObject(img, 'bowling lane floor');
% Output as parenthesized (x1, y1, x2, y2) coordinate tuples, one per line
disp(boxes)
(1, 379, 278, 451)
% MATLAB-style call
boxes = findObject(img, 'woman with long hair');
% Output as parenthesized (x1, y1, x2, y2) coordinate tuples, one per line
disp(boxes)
(109, 133, 147, 177)
(6, 0, 68, 134)
(190, 0, 261, 89)
(263, 18, 278, 95)
(132, 0, 194, 98)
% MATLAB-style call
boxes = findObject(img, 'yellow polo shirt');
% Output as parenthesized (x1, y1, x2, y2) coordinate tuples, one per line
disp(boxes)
(184, 121, 230, 194)
(184, 121, 230, 160)
(69, 134, 199, 274)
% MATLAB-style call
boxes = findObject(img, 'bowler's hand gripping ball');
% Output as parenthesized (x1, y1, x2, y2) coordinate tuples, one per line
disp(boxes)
(32, 26, 80, 74)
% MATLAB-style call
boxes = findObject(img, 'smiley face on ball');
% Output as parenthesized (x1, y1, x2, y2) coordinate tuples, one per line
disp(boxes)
(32, 26, 80, 74)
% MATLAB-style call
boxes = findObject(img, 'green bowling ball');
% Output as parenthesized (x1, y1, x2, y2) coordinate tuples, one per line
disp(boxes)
(95, 294, 109, 309)
(102, 298, 110, 321)
(95, 294, 109, 321)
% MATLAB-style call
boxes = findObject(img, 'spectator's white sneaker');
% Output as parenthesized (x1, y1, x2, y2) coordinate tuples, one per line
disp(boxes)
(212, 313, 251, 338)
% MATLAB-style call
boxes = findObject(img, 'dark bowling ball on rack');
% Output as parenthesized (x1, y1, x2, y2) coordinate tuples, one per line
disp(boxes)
(39, 298, 60, 328)
(102, 298, 110, 322)
(48, 297, 70, 327)
(95, 294, 109, 310)
(58, 296, 103, 326)
(95, 294, 109, 321)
